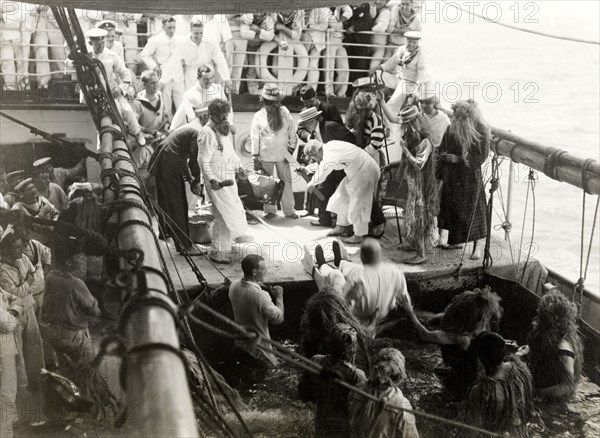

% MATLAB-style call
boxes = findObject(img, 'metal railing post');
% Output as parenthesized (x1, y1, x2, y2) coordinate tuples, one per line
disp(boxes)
(506, 158, 515, 241)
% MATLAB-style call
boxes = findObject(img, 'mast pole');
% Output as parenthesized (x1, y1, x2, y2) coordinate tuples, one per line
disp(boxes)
(50, 7, 200, 436)
(506, 159, 515, 241)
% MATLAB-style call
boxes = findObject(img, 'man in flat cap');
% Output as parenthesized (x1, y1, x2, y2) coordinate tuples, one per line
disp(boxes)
(32, 157, 67, 212)
(11, 178, 59, 245)
(373, 31, 429, 115)
(95, 20, 124, 59)
(1, 170, 25, 208)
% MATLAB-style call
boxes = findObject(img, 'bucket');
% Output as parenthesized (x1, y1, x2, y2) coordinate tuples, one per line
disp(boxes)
(189, 214, 214, 244)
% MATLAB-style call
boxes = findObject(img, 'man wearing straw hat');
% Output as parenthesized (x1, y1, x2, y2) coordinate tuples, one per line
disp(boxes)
(304, 139, 381, 244)
(250, 83, 298, 220)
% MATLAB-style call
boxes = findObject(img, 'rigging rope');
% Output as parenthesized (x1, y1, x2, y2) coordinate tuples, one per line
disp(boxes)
(180, 297, 505, 438)
(519, 169, 538, 283)
(572, 160, 600, 313)
(441, 0, 600, 46)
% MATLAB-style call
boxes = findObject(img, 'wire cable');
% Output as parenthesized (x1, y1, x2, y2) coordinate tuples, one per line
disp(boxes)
(441, 0, 600, 46)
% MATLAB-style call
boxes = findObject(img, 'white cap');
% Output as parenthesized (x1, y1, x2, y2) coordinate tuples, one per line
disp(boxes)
(404, 31, 422, 40)
(86, 28, 108, 39)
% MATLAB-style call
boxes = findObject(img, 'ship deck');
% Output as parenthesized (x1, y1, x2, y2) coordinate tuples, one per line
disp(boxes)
(160, 209, 528, 291)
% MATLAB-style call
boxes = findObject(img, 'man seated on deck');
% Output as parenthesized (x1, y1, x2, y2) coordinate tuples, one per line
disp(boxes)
(228, 255, 284, 369)
(307, 238, 413, 337)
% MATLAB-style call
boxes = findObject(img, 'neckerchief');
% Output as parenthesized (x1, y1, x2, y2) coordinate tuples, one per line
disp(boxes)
(137, 95, 162, 115)
(400, 46, 420, 66)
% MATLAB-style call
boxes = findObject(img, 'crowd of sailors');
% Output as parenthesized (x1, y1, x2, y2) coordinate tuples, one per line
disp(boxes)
(0, 2, 588, 438)
(1, 2, 424, 97)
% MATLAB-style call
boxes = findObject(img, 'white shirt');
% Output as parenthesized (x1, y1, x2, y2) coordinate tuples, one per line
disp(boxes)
(425, 110, 451, 148)
(140, 31, 185, 72)
(341, 260, 410, 326)
(90, 47, 131, 92)
(170, 82, 231, 131)
(159, 36, 230, 90)
(381, 45, 428, 84)
(193, 15, 232, 45)
(250, 107, 296, 162)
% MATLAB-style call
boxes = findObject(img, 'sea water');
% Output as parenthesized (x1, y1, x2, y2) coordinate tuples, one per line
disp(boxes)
(422, 1, 600, 294)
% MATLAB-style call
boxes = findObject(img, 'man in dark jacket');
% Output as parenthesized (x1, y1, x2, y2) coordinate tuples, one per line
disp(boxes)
(151, 123, 203, 254)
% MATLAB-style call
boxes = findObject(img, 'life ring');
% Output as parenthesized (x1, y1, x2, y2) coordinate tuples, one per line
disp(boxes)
(235, 132, 253, 157)
(259, 41, 308, 95)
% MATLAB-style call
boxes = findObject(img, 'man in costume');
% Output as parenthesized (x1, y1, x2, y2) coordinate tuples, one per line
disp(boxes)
(379, 103, 437, 264)
(197, 99, 248, 264)
(304, 139, 380, 244)
(250, 83, 298, 220)
(349, 348, 420, 438)
(436, 100, 490, 259)
(465, 332, 533, 438)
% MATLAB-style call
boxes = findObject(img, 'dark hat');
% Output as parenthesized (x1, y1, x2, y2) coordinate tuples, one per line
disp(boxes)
(299, 85, 316, 101)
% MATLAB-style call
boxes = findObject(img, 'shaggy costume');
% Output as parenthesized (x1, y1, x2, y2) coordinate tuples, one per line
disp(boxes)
(398, 132, 438, 251)
(466, 355, 534, 438)
(436, 128, 490, 245)
(439, 288, 503, 385)
(527, 291, 583, 399)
